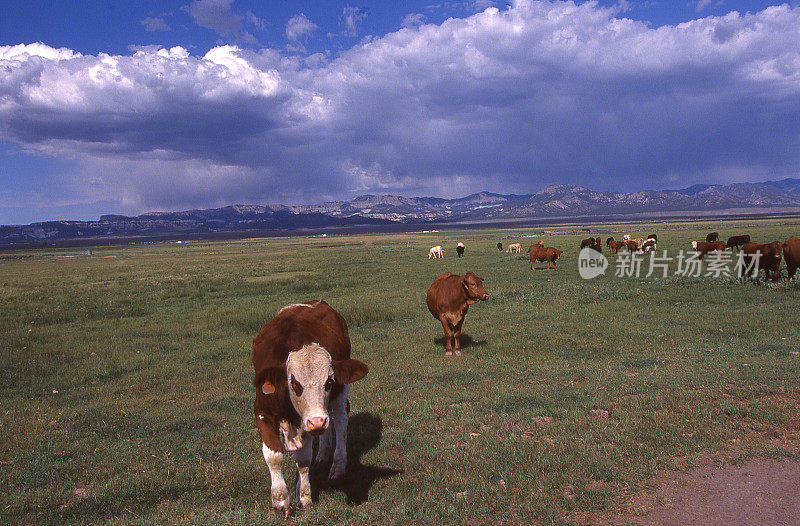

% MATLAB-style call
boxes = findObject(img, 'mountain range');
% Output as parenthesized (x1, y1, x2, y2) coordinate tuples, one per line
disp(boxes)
(3, 178, 800, 246)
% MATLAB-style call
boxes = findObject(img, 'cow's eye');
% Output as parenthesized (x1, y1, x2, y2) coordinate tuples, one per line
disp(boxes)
(290, 375, 303, 396)
(324, 377, 335, 391)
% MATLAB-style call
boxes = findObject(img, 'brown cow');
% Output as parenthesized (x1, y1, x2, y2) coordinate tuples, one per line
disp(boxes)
(691, 240, 726, 260)
(783, 237, 800, 279)
(742, 241, 783, 281)
(706, 232, 719, 242)
(252, 300, 368, 515)
(426, 272, 489, 356)
(608, 240, 626, 254)
(624, 240, 639, 253)
(580, 237, 595, 249)
(528, 245, 563, 269)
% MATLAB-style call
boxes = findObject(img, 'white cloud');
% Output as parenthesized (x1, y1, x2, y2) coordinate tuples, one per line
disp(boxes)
(401, 13, 426, 28)
(141, 17, 171, 32)
(3, 1, 800, 215)
(285, 13, 318, 51)
(340, 6, 367, 37)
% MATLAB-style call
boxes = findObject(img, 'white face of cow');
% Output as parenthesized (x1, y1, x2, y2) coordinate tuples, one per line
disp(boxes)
(286, 344, 336, 436)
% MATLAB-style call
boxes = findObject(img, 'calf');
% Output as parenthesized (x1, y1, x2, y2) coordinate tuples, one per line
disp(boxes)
(625, 240, 639, 253)
(252, 301, 368, 515)
(706, 232, 719, 242)
(528, 245, 563, 269)
(506, 243, 522, 253)
(428, 245, 444, 259)
(426, 272, 489, 356)
(456, 242, 465, 258)
(742, 241, 783, 281)
(783, 237, 800, 279)
(497, 242, 503, 251)
(691, 240, 726, 260)
(726, 235, 751, 250)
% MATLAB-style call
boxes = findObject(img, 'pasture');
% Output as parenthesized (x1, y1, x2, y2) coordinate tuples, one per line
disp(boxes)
(2, 218, 799, 524)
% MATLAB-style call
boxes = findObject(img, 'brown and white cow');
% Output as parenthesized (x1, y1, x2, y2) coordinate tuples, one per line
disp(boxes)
(252, 300, 368, 515)
(506, 242, 522, 253)
(428, 245, 444, 259)
(783, 237, 800, 279)
(426, 272, 489, 356)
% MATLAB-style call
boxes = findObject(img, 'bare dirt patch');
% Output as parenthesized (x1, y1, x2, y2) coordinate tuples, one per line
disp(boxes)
(574, 455, 800, 525)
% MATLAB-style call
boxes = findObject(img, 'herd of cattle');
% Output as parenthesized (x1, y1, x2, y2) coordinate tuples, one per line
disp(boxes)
(429, 233, 800, 280)
(252, 231, 800, 516)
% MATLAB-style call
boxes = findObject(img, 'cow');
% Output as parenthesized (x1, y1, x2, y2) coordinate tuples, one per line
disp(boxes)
(590, 237, 602, 253)
(506, 243, 522, 253)
(783, 237, 800, 279)
(742, 241, 783, 281)
(428, 245, 444, 259)
(691, 240, 726, 260)
(726, 235, 751, 250)
(426, 272, 489, 356)
(456, 242, 465, 258)
(606, 237, 615, 247)
(497, 242, 503, 251)
(641, 238, 657, 252)
(528, 245, 563, 269)
(623, 234, 631, 241)
(580, 237, 595, 249)
(632, 237, 644, 249)
(706, 232, 719, 242)
(624, 240, 639, 253)
(252, 301, 369, 516)
(608, 240, 627, 254)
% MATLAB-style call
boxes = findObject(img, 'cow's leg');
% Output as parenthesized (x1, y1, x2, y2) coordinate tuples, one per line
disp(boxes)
(453, 319, 464, 356)
(788, 262, 797, 279)
(256, 415, 291, 516)
(328, 384, 350, 482)
(440, 317, 454, 355)
(261, 443, 290, 516)
(314, 425, 334, 469)
(294, 439, 314, 508)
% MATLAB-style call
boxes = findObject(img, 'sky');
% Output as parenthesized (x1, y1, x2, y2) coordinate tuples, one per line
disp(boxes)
(2, 0, 800, 224)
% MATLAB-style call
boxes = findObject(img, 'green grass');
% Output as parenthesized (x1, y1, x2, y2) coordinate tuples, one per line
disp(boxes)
(2, 218, 799, 525)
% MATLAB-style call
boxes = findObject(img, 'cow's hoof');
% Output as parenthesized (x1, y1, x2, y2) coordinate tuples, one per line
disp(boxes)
(271, 487, 290, 518)
(329, 465, 346, 484)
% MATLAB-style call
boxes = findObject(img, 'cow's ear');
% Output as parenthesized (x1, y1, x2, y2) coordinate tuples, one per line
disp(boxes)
(333, 359, 369, 384)
(258, 366, 286, 395)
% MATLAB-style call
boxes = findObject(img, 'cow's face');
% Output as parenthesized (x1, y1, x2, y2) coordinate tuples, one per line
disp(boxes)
(260, 343, 368, 436)
(285, 344, 335, 435)
(691, 241, 698, 250)
(463, 272, 489, 302)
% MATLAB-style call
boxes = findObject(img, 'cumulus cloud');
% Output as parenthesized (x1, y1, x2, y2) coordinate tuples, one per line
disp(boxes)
(184, 0, 256, 43)
(3, 1, 800, 215)
(141, 17, 171, 32)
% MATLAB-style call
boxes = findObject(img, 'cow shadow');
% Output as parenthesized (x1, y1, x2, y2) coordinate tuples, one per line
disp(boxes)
(433, 333, 487, 348)
(311, 412, 402, 505)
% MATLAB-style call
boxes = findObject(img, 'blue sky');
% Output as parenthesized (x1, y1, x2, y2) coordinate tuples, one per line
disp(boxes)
(1, 0, 799, 224)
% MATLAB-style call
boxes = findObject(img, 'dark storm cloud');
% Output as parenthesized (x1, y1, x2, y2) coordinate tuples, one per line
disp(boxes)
(2, 1, 800, 213)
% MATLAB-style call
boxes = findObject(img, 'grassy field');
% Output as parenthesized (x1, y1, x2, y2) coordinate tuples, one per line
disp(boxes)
(2, 217, 799, 525)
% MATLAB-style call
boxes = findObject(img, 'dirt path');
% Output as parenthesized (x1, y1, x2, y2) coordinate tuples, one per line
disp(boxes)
(574, 456, 800, 525)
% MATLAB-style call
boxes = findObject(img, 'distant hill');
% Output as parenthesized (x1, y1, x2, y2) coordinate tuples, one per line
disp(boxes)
(2, 178, 799, 246)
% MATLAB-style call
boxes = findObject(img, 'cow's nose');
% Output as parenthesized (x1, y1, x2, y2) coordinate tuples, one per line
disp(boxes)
(306, 416, 328, 434)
